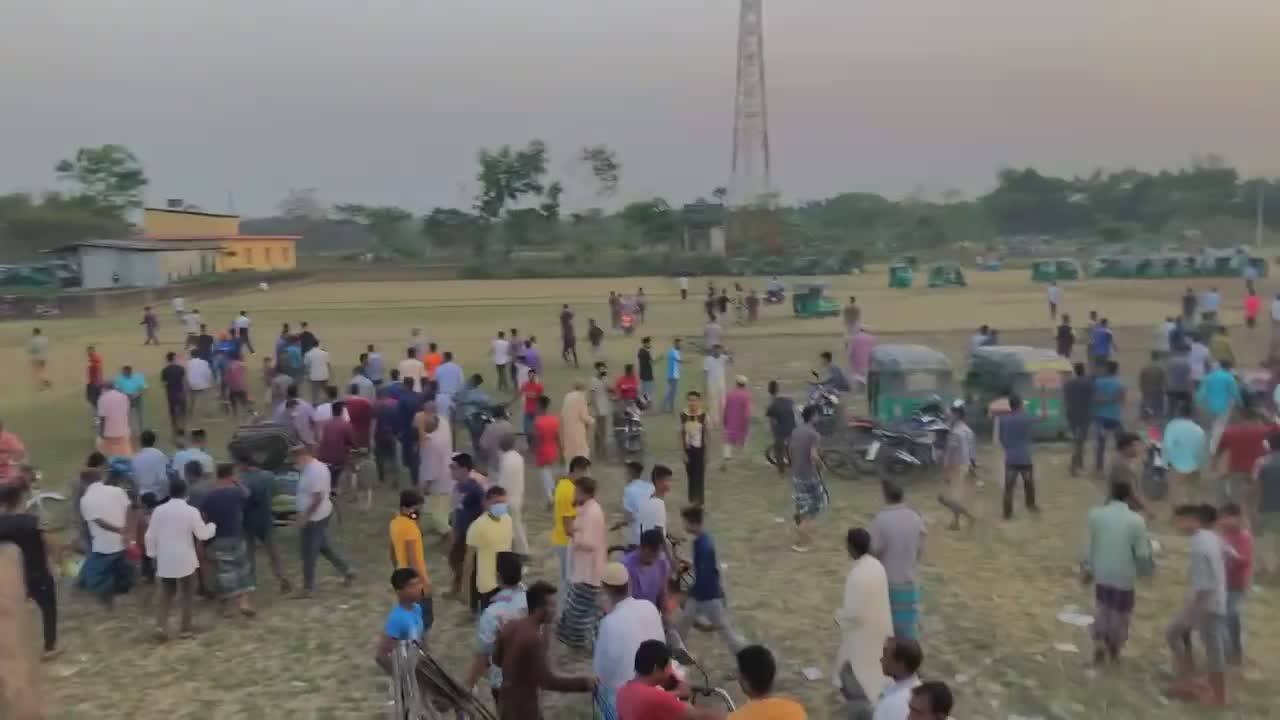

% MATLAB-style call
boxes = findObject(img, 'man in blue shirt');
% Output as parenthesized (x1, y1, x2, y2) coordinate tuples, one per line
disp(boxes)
(675, 505, 748, 654)
(364, 344, 385, 385)
(434, 352, 465, 422)
(1197, 359, 1241, 453)
(113, 365, 148, 431)
(1088, 318, 1117, 370)
(1164, 402, 1207, 510)
(661, 338, 685, 414)
(998, 391, 1048, 519)
(375, 568, 433, 673)
(1091, 361, 1128, 474)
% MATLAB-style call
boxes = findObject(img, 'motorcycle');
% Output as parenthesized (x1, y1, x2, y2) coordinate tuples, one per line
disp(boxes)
(820, 402, 950, 479)
(613, 400, 646, 458)
(763, 289, 786, 305)
(764, 382, 840, 468)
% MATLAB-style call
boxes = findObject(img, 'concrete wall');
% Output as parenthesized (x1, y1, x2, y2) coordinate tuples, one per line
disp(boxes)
(219, 239, 297, 271)
(79, 248, 216, 289)
(157, 249, 217, 282)
(142, 209, 239, 237)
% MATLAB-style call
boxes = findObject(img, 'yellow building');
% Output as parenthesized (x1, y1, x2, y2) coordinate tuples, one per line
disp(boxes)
(142, 206, 299, 272)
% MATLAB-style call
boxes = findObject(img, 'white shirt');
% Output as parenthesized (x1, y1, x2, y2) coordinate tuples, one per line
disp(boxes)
(1271, 298, 1280, 322)
(679, 276, 689, 290)
(80, 481, 130, 554)
(592, 597, 665, 698)
(1155, 322, 1173, 352)
(637, 496, 668, 537)
(183, 313, 201, 335)
(233, 315, 251, 330)
(1189, 342, 1211, 380)
(398, 358, 426, 392)
(296, 459, 333, 521)
(313, 402, 350, 429)
(144, 497, 216, 578)
(1047, 286, 1062, 305)
(187, 357, 214, 391)
(622, 479, 656, 546)
(171, 447, 215, 478)
(492, 338, 511, 366)
(498, 450, 525, 508)
(872, 676, 922, 720)
(172, 297, 185, 313)
(703, 355, 727, 388)
(304, 347, 331, 382)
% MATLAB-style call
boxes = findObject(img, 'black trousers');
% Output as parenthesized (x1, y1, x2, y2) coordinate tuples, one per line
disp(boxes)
(1003, 464, 1037, 518)
(685, 447, 707, 505)
(30, 580, 57, 652)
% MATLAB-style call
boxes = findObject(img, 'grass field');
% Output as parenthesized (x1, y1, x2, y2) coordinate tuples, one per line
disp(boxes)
(3, 269, 1277, 719)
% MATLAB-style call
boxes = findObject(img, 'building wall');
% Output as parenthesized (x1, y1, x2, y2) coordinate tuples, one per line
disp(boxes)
(143, 209, 239, 237)
(79, 248, 216, 288)
(218, 239, 297, 271)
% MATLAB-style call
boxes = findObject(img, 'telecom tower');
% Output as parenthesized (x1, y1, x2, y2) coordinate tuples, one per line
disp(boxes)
(728, 0, 777, 251)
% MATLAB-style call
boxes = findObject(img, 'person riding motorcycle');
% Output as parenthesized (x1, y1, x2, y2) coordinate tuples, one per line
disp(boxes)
(765, 276, 785, 303)
(817, 351, 851, 392)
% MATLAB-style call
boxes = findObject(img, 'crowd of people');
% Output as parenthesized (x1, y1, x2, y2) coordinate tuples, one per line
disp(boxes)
(12, 277, 1280, 716)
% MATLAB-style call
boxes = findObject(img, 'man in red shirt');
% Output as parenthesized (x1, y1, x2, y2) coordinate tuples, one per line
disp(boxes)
(344, 382, 374, 449)
(616, 639, 721, 720)
(531, 395, 561, 505)
(223, 353, 253, 420)
(1214, 400, 1277, 524)
(86, 345, 104, 410)
(316, 400, 357, 490)
(615, 363, 640, 404)
(1217, 503, 1253, 667)
(520, 369, 545, 438)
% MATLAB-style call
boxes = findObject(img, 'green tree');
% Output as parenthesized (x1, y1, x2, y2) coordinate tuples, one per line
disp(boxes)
(621, 198, 678, 247)
(422, 207, 490, 256)
(474, 140, 550, 221)
(579, 145, 621, 197)
(332, 203, 420, 258)
(54, 144, 148, 216)
(0, 192, 130, 261)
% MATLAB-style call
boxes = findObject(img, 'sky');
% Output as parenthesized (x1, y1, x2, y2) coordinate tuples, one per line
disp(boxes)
(2, 0, 1277, 216)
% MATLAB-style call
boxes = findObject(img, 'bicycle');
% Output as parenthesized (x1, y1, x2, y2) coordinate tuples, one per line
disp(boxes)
(670, 648, 737, 712)
(15, 467, 68, 532)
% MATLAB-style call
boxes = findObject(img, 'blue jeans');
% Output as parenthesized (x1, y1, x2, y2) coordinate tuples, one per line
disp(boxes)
(300, 516, 351, 592)
(662, 378, 679, 412)
(1093, 417, 1123, 473)
(554, 545, 570, 617)
(641, 380, 655, 401)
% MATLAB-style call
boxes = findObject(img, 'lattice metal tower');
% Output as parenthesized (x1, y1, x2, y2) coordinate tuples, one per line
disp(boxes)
(729, 0, 771, 207)
(728, 0, 776, 249)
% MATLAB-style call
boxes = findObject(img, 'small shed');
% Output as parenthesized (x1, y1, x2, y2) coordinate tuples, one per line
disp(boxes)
(45, 239, 222, 289)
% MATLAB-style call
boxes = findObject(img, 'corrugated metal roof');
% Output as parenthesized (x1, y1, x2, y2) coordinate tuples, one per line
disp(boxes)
(43, 239, 226, 253)
(870, 344, 954, 371)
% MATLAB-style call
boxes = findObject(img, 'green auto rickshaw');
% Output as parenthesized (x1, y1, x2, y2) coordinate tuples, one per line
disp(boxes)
(926, 262, 966, 288)
(867, 345, 956, 423)
(792, 282, 841, 318)
(1088, 256, 1136, 279)
(888, 263, 914, 289)
(964, 346, 1072, 439)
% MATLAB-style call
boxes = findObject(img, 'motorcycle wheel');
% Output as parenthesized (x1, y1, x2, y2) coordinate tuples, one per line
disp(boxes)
(819, 448, 863, 480)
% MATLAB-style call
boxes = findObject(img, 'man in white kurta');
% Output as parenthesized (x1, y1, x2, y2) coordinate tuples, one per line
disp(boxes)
(560, 381, 595, 461)
(835, 528, 894, 719)
(496, 435, 528, 555)
(702, 346, 728, 430)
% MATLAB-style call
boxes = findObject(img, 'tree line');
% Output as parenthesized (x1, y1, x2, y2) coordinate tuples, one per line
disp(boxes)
(2, 143, 1277, 263)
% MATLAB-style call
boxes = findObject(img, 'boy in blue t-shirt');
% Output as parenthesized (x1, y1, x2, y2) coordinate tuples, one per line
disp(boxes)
(675, 505, 748, 654)
(376, 568, 434, 672)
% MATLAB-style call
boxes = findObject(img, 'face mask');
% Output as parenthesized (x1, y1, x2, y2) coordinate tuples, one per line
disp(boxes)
(489, 503, 509, 518)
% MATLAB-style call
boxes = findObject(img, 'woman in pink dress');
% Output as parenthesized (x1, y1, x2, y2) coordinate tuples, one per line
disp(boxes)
(721, 375, 753, 469)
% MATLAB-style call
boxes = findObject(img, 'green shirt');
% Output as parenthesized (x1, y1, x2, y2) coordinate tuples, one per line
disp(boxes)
(1081, 501, 1152, 590)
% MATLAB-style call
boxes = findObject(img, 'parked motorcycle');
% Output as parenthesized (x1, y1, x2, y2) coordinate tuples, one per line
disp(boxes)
(613, 401, 646, 458)
(820, 402, 950, 479)
(763, 289, 786, 305)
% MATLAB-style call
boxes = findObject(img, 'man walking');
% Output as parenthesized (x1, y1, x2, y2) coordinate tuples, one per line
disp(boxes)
(233, 310, 254, 354)
(679, 391, 708, 505)
(492, 582, 595, 719)
(1081, 480, 1152, 664)
(1139, 351, 1167, 420)
(835, 527, 892, 720)
(303, 341, 332, 404)
(637, 336, 656, 403)
(789, 405, 829, 552)
(491, 330, 511, 391)
(765, 380, 796, 478)
(160, 352, 187, 434)
(999, 391, 1047, 519)
(870, 481, 927, 640)
(145, 475, 216, 639)
(142, 306, 160, 345)
(559, 475, 605, 650)
(1064, 363, 1093, 477)
(559, 304, 578, 368)
(588, 362, 611, 460)
(676, 505, 749, 656)
(1091, 361, 1126, 475)
(662, 338, 684, 413)
(292, 442, 354, 597)
(592, 562, 664, 719)
(939, 402, 976, 529)
(1166, 504, 1229, 706)
(1197, 360, 1241, 454)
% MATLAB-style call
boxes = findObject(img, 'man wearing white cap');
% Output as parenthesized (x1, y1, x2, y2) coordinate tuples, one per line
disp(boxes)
(592, 561, 664, 720)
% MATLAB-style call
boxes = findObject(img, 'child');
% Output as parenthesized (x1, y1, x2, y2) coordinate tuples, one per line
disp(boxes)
(1217, 503, 1253, 666)
(676, 506, 748, 655)
(375, 568, 433, 673)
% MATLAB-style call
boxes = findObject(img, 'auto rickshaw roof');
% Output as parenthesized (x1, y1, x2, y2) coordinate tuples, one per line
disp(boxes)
(969, 345, 1071, 371)
(928, 261, 963, 271)
(870, 344, 954, 372)
(794, 281, 831, 290)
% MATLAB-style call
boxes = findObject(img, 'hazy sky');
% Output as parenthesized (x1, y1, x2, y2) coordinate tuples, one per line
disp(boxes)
(2, 0, 1277, 216)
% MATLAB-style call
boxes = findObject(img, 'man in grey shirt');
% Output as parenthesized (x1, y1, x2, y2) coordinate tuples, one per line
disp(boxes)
(870, 481, 926, 639)
(1166, 503, 1229, 706)
(132, 430, 171, 503)
(787, 406, 828, 552)
(588, 362, 611, 460)
(997, 391, 1047, 520)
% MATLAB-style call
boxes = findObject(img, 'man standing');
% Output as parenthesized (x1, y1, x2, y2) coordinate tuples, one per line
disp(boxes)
(870, 481, 927, 640)
(145, 475, 216, 639)
(939, 403, 976, 529)
(77, 467, 134, 607)
(95, 383, 133, 456)
(303, 341, 331, 404)
(835, 527, 893, 720)
(133, 430, 170, 506)
(1082, 480, 1152, 664)
(1137, 351, 1167, 421)
(1165, 350, 1194, 420)
(141, 306, 159, 345)
(365, 343, 385, 386)
(559, 304, 578, 368)
(1201, 286, 1222, 322)
(113, 364, 148, 431)
(1047, 281, 1063, 320)
(1088, 318, 1117, 370)
(559, 476, 605, 650)
(702, 345, 729, 430)
(159, 353, 187, 434)
(721, 374, 752, 469)
(85, 344, 105, 413)
(1213, 397, 1275, 522)
(1063, 363, 1093, 478)
(638, 336, 656, 402)
(1165, 403, 1207, 511)
(496, 435, 528, 557)
(292, 442, 354, 597)
(492, 582, 595, 719)
(843, 295, 862, 336)
(550, 456, 589, 595)
(233, 310, 254, 354)
(765, 381, 797, 478)
(999, 391, 1047, 518)
(491, 330, 511, 391)
(398, 348, 425, 394)
(434, 352, 464, 421)
(1197, 360, 1241, 454)
(588, 363, 611, 460)
(849, 327, 877, 392)
(1166, 504, 1229, 706)
(200, 464, 257, 617)
(662, 338, 684, 414)
(464, 486, 514, 613)
(592, 562, 665, 719)
(447, 452, 486, 597)
(560, 380, 594, 462)
(679, 274, 689, 300)
(532, 396, 561, 504)
(185, 349, 213, 420)
(679, 391, 708, 505)
(789, 405, 829, 552)
(1090, 362, 1126, 475)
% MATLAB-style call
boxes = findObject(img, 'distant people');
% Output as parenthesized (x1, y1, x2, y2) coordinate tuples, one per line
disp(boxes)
(1182, 287, 1198, 321)
(1056, 313, 1075, 358)
(1244, 290, 1261, 330)
(1047, 281, 1063, 320)
(843, 296, 861, 336)
(968, 325, 991, 352)
(141, 306, 159, 345)
(559, 304, 578, 368)
(662, 338, 685, 414)
(1201, 286, 1222, 322)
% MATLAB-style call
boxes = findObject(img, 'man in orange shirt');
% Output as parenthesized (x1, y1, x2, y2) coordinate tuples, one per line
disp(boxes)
(424, 342, 444, 381)
(532, 396, 561, 505)
(520, 370, 545, 438)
